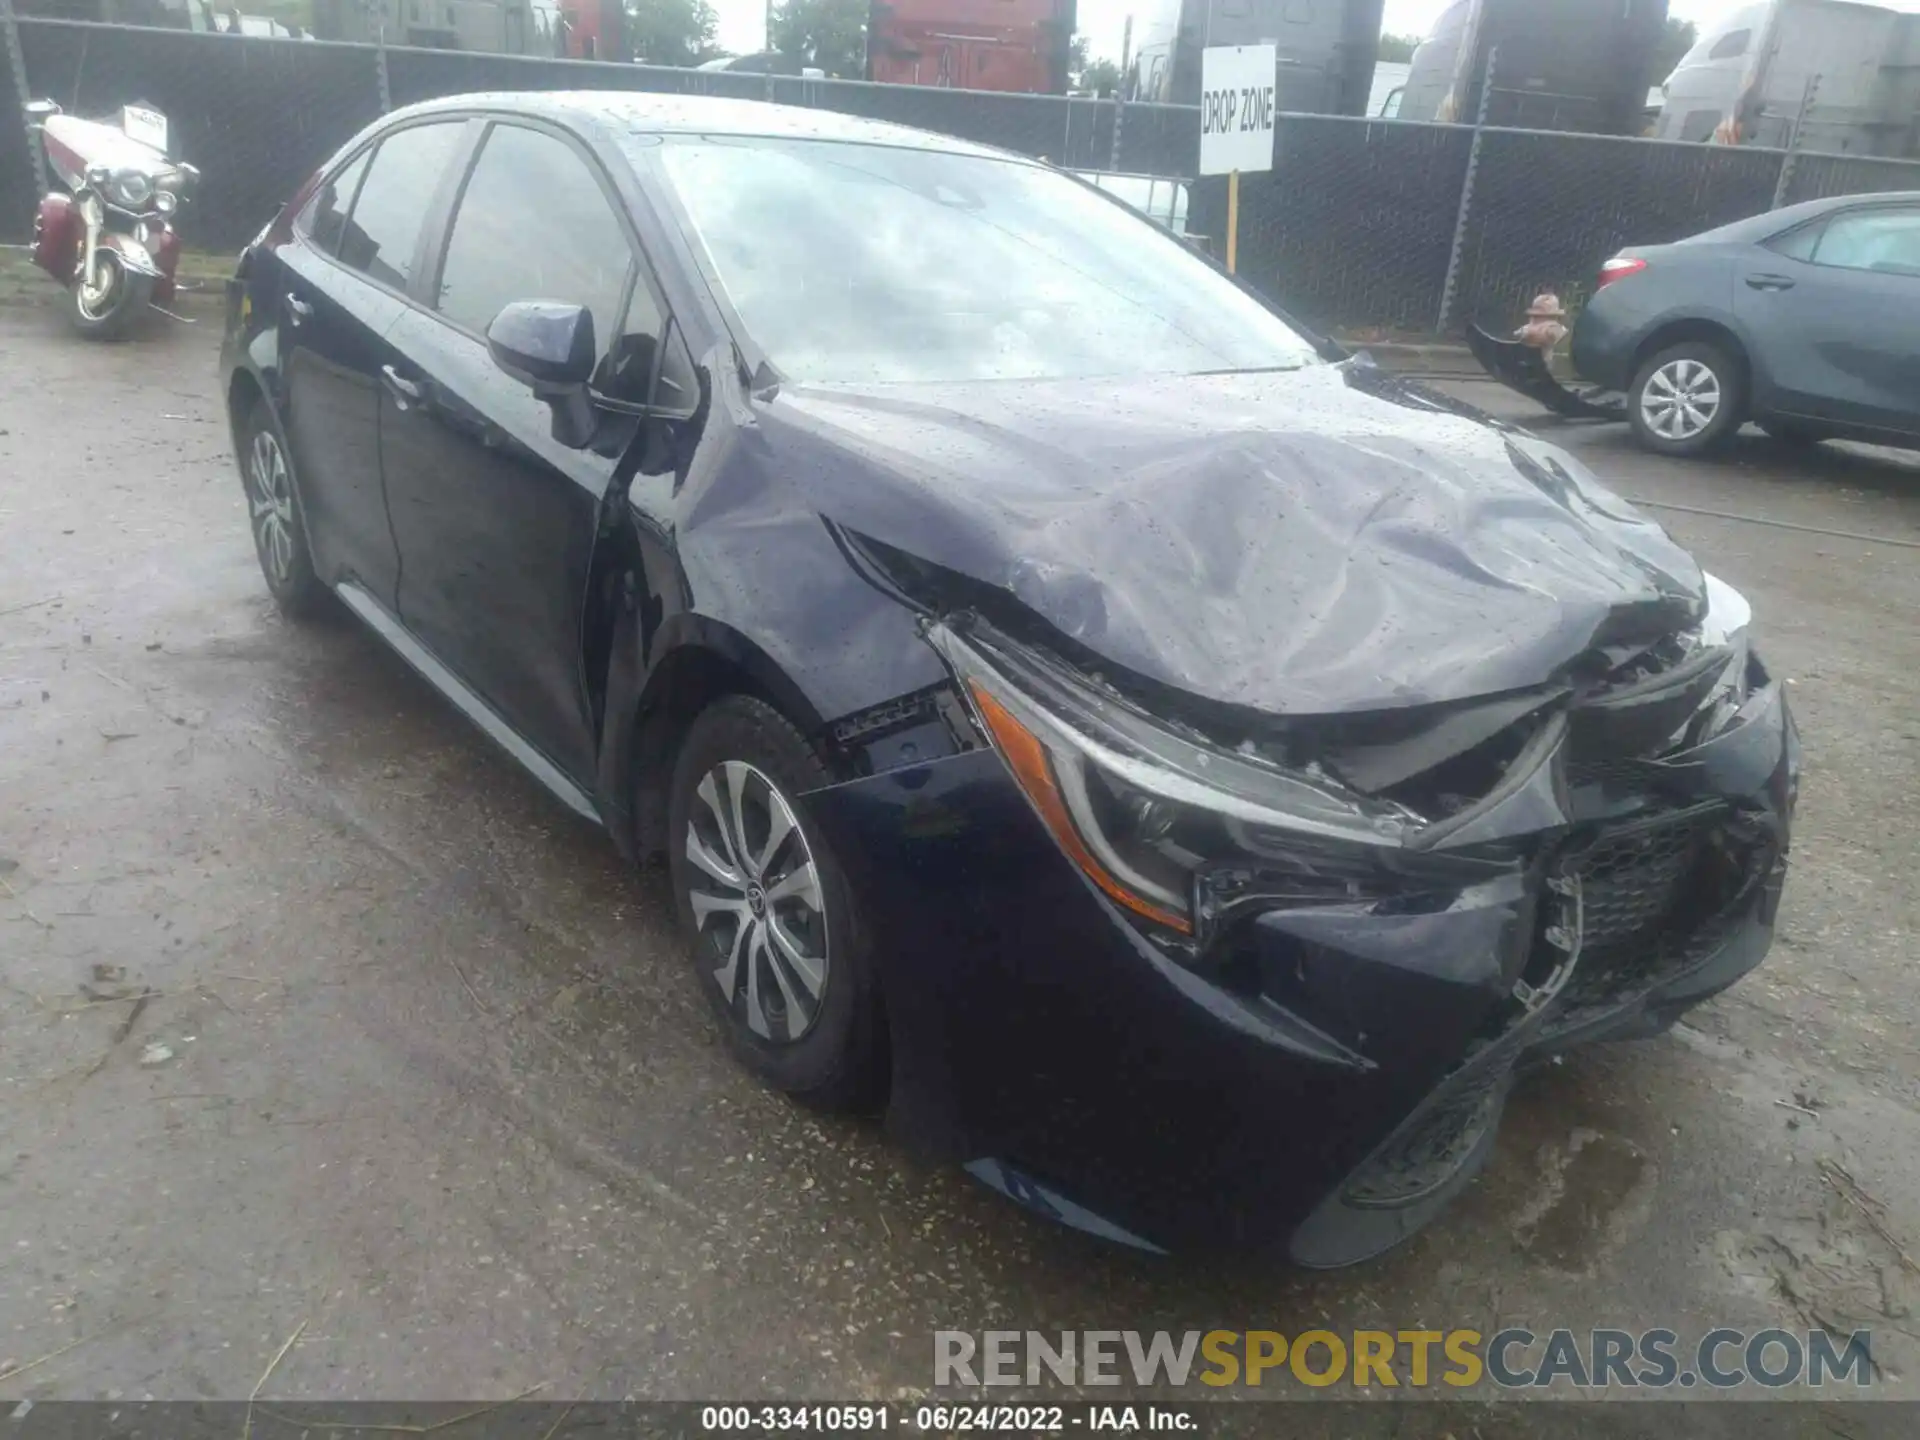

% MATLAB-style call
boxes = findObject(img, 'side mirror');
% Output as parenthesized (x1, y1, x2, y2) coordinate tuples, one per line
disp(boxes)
(487, 300, 598, 449)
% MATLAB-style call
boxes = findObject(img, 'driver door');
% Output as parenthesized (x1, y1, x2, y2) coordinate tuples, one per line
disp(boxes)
(375, 119, 665, 787)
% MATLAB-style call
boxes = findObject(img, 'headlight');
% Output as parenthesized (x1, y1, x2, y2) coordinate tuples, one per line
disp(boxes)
(85, 163, 112, 190)
(1700, 571, 1751, 652)
(929, 622, 1428, 939)
(1696, 571, 1754, 731)
(109, 169, 155, 208)
(153, 188, 178, 215)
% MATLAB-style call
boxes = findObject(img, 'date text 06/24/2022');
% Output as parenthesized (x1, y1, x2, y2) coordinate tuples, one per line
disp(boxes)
(699, 1405, 1199, 1433)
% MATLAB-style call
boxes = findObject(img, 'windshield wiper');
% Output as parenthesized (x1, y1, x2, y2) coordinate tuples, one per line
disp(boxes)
(1185, 362, 1316, 376)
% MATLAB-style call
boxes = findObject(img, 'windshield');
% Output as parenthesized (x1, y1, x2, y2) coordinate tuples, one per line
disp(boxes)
(645, 135, 1317, 385)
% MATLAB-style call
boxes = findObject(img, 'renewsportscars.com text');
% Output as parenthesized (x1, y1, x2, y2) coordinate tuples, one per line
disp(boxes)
(933, 1327, 1874, 1391)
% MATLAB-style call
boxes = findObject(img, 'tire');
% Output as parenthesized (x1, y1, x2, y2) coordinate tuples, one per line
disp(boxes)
(667, 695, 883, 1110)
(67, 249, 152, 341)
(1628, 341, 1745, 457)
(237, 397, 329, 620)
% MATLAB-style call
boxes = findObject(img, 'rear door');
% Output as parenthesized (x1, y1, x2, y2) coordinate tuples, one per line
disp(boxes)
(279, 119, 468, 605)
(1737, 204, 1920, 437)
(376, 119, 660, 786)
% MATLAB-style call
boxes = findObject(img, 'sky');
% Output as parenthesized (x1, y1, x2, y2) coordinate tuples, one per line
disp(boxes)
(708, 0, 1751, 68)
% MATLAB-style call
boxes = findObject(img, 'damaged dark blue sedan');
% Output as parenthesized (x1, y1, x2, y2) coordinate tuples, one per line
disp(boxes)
(221, 93, 1798, 1266)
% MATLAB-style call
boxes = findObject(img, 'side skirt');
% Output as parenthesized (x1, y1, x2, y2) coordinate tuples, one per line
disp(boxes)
(334, 579, 604, 827)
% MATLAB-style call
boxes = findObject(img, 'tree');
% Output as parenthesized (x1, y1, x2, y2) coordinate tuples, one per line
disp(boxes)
(1081, 58, 1120, 96)
(770, 0, 868, 78)
(1653, 17, 1698, 81)
(1376, 32, 1421, 64)
(628, 0, 722, 67)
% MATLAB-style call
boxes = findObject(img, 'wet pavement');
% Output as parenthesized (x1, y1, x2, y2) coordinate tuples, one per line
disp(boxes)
(3, 297, 1920, 1415)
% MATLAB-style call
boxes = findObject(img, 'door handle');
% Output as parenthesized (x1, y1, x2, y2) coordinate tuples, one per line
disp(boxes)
(285, 293, 313, 324)
(381, 364, 426, 410)
(1745, 274, 1796, 291)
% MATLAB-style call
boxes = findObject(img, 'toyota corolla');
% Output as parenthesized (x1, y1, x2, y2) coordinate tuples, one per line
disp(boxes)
(221, 93, 1798, 1266)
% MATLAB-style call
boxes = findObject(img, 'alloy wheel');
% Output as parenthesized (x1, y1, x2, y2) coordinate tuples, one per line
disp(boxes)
(248, 429, 297, 585)
(75, 250, 123, 321)
(684, 760, 830, 1043)
(1639, 358, 1722, 441)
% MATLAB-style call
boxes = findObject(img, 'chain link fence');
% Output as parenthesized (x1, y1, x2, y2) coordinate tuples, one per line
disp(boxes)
(1784, 152, 1920, 207)
(1197, 116, 1920, 337)
(0, 18, 1196, 249)
(1189, 116, 1472, 334)
(0, 0, 43, 241)
(4, 15, 1920, 327)
(1449, 128, 1790, 334)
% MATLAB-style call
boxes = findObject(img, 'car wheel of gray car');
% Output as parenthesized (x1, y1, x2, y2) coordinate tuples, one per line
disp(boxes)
(667, 695, 884, 1110)
(1628, 341, 1744, 457)
(238, 398, 328, 620)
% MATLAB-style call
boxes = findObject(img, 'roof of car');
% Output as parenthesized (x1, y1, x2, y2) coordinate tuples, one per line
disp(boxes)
(1686, 189, 1920, 245)
(391, 91, 1019, 163)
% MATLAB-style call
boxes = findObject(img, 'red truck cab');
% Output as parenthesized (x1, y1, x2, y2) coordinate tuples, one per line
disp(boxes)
(866, 0, 1076, 93)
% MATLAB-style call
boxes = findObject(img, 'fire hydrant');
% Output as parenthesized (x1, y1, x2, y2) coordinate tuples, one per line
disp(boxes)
(1515, 292, 1568, 351)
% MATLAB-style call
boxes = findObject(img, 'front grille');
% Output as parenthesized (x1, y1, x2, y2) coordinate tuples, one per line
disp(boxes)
(1342, 806, 1738, 1210)
(1565, 816, 1704, 954)
(1548, 807, 1769, 1028)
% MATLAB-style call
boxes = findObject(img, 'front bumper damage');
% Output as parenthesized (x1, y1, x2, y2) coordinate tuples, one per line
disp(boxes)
(801, 608, 1798, 1266)
(1468, 324, 1627, 422)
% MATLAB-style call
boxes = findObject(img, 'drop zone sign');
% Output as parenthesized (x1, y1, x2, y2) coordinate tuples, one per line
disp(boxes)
(1199, 45, 1278, 175)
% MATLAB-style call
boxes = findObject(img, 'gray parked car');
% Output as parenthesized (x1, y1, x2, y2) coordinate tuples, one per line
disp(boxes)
(1473, 192, 1920, 458)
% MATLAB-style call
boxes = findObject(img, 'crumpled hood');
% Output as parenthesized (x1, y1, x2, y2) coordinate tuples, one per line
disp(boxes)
(768, 360, 1706, 715)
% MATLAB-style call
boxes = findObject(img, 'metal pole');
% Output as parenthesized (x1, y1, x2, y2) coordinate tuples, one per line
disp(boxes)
(1226, 168, 1239, 273)
(374, 22, 392, 114)
(1109, 13, 1131, 172)
(1, 0, 42, 201)
(1436, 44, 1497, 335)
(1771, 72, 1819, 210)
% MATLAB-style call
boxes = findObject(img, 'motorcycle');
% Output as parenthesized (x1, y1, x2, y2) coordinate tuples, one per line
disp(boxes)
(24, 99, 199, 339)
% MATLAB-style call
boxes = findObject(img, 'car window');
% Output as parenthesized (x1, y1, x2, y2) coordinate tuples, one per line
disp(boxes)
(1679, 108, 1722, 143)
(338, 122, 464, 291)
(599, 284, 669, 404)
(436, 123, 634, 369)
(1764, 220, 1824, 261)
(646, 135, 1317, 385)
(653, 320, 700, 418)
(303, 147, 370, 258)
(1708, 28, 1749, 60)
(1812, 208, 1920, 277)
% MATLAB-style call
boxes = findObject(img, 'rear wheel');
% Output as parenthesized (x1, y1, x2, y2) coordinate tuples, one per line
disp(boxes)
(238, 398, 328, 620)
(1628, 341, 1744, 457)
(667, 696, 883, 1110)
(68, 248, 152, 340)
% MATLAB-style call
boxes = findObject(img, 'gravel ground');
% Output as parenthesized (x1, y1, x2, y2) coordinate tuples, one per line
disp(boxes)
(2, 293, 1918, 1424)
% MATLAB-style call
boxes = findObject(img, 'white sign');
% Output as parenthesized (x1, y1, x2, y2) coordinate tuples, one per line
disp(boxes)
(1199, 45, 1277, 176)
(120, 104, 169, 155)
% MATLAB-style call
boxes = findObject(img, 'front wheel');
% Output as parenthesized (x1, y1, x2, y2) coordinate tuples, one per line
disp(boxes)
(68, 248, 152, 340)
(667, 696, 884, 1111)
(1628, 341, 1745, 457)
(238, 399, 328, 619)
